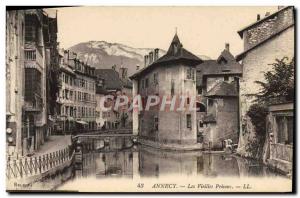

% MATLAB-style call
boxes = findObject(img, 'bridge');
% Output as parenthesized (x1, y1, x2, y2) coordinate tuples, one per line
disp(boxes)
(72, 129, 137, 139)
(71, 129, 138, 152)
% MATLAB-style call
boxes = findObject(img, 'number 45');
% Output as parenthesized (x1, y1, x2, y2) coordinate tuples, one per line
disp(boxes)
(137, 183, 144, 188)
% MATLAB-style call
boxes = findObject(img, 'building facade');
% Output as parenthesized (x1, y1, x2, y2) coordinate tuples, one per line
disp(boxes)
(236, 6, 295, 157)
(130, 34, 202, 149)
(6, 10, 25, 157)
(44, 11, 60, 137)
(196, 44, 242, 149)
(23, 9, 48, 154)
(74, 57, 97, 132)
(265, 102, 293, 175)
(56, 50, 77, 133)
(95, 77, 108, 129)
(6, 9, 60, 157)
(56, 50, 97, 134)
(95, 66, 133, 130)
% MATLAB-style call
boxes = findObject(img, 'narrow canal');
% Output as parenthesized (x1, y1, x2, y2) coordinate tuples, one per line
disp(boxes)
(57, 137, 291, 192)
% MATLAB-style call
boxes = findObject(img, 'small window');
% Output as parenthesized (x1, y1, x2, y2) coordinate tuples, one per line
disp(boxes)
(197, 87, 202, 95)
(276, 116, 293, 145)
(208, 99, 214, 106)
(154, 116, 159, 131)
(145, 78, 149, 88)
(199, 121, 204, 128)
(187, 97, 190, 105)
(224, 76, 229, 81)
(154, 73, 158, 85)
(186, 114, 192, 129)
(171, 79, 175, 96)
(186, 68, 194, 80)
(141, 80, 144, 89)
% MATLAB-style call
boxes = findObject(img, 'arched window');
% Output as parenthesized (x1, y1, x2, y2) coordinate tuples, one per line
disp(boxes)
(196, 102, 206, 112)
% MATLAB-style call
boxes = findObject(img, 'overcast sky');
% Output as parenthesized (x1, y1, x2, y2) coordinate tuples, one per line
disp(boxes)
(52, 6, 278, 58)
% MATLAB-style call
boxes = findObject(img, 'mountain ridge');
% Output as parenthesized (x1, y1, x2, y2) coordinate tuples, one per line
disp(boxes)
(68, 40, 210, 76)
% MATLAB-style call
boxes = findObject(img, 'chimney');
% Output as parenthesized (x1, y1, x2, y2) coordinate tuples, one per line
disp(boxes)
(225, 43, 230, 52)
(63, 50, 69, 64)
(257, 14, 261, 21)
(112, 64, 116, 71)
(144, 55, 149, 67)
(119, 67, 127, 79)
(149, 52, 153, 64)
(136, 65, 140, 70)
(72, 52, 77, 59)
(265, 12, 270, 17)
(154, 48, 159, 61)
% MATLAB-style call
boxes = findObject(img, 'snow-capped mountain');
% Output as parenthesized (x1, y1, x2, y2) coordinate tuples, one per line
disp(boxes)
(68, 41, 211, 76)
(68, 41, 165, 76)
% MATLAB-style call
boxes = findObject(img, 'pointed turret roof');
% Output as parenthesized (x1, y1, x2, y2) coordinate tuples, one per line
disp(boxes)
(130, 33, 202, 79)
(171, 33, 180, 44)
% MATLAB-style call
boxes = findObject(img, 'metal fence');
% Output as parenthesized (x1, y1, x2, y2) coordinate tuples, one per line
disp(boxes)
(6, 147, 74, 180)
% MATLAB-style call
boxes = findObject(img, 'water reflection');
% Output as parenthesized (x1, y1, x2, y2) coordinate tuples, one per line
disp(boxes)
(75, 140, 282, 179)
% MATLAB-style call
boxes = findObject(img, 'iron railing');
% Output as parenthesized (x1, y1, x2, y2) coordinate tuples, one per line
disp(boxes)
(6, 147, 74, 180)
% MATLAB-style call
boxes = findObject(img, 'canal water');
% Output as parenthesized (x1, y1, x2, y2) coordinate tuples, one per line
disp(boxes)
(58, 137, 291, 192)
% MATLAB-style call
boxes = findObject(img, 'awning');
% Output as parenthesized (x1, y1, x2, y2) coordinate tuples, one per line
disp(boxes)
(76, 120, 88, 125)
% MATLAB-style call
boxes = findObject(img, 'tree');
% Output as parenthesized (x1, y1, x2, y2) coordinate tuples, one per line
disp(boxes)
(254, 57, 294, 104)
(245, 57, 294, 159)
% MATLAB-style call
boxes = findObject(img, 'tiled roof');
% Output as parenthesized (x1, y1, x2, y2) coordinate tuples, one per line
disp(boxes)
(96, 86, 108, 95)
(236, 24, 294, 61)
(237, 6, 293, 38)
(95, 69, 123, 91)
(236, 6, 294, 61)
(130, 34, 202, 79)
(60, 64, 75, 76)
(196, 50, 242, 87)
(205, 81, 238, 97)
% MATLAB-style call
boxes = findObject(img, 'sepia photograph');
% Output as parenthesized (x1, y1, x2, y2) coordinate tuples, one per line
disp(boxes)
(5, 5, 295, 193)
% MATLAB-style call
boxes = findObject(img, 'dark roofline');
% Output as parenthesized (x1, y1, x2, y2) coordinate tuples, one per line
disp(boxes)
(60, 65, 76, 76)
(205, 95, 238, 98)
(237, 6, 293, 38)
(130, 57, 201, 80)
(236, 24, 294, 61)
(123, 84, 133, 89)
(130, 34, 202, 80)
(74, 69, 97, 79)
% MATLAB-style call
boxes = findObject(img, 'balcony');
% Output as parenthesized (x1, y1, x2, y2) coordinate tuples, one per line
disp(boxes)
(25, 48, 43, 73)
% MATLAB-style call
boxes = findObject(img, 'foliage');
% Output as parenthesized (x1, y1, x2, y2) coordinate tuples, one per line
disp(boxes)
(245, 104, 268, 159)
(244, 57, 294, 159)
(254, 57, 294, 104)
(245, 138, 261, 159)
(246, 104, 268, 139)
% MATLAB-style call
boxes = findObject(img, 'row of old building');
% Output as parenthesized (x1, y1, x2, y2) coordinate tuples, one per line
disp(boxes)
(6, 9, 60, 157)
(131, 6, 294, 174)
(56, 50, 133, 134)
(7, 6, 294, 175)
(6, 9, 134, 158)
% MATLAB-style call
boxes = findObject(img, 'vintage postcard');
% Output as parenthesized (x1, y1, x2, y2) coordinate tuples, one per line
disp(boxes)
(6, 6, 295, 193)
